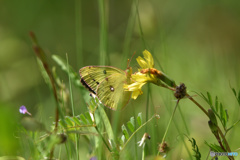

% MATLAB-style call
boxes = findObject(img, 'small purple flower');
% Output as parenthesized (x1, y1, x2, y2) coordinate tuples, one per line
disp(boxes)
(19, 105, 32, 116)
(90, 157, 97, 160)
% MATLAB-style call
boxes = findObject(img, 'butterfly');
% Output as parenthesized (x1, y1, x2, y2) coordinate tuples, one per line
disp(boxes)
(79, 65, 132, 110)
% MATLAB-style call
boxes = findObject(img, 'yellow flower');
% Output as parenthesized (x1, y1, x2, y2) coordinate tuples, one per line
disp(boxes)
(124, 50, 164, 99)
(136, 50, 154, 69)
(125, 72, 162, 99)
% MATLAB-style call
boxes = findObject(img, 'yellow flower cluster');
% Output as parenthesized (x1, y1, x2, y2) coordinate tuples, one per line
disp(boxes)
(124, 50, 163, 99)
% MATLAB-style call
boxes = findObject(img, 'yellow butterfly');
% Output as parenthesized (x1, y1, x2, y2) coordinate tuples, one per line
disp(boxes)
(79, 66, 132, 110)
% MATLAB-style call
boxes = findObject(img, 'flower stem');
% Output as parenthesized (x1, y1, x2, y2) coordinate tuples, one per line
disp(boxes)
(142, 143, 145, 160)
(186, 93, 208, 116)
(121, 114, 157, 151)
(95, 126, 112, 152)
(161, 100, 179, 145)
(186, 94, 234, 159)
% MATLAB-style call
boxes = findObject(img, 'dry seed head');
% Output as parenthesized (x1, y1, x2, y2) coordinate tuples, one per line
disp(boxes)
(174, 83, 187, 99)
(158, 141, 170, 153)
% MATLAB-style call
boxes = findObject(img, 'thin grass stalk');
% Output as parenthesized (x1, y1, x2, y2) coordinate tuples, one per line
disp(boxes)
(98, 0, 108, 65)
(121, 114, 157, 151)
(75, 0, 83, 67)
(134, 0, 147, 49)
(160, 100, 179, 148)
(178, 106, 190, 135)
(121, 0, 137, 68)
(149, 91, 157, 155)
(66, 54, 79, 159)
(97, 1, 109, 158)
(142, 143, 145, 160)
(29, 32, 60, 159)
(171, 114, 193, 160)
(145, 83, 150, 129)
(113, 0, 137, 139)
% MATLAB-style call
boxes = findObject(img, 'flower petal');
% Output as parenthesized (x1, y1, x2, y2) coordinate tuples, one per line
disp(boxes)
(136, 56, 148, 69)
(131, 89, 143, 99)
(19, 105, 27, 114)
(132, 73, 149, 82)
(143, 50, 154, 68)
(19, 105, 32, 116)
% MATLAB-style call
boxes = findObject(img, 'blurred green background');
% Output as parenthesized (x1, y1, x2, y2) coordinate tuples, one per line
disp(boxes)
(0, 0, 240, 159)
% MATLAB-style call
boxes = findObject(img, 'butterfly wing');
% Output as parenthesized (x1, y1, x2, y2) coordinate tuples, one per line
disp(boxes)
(97, 73, 131, 110)
(79, 66, 124, 93)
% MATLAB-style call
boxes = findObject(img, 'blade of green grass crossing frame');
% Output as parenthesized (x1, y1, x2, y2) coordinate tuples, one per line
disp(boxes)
(75, 0, 83, 67)
(121, 0, 137, 68)
(113, 0, 138, 143)
(98, 0, 108, 65)
(66, 53, 79, 160)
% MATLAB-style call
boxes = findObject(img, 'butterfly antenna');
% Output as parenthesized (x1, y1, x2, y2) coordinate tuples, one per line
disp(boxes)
(127, 51, 136, 68)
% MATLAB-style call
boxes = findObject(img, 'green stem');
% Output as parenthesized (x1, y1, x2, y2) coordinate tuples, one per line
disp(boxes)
(121, 114, 158, 151)
(29, 32, 60, 159)
(169, 112, 193, 159)
(161, 100, 179, 144)
(142, 143, 145, 160)
(178, 106, 190, 135)
(145, 83, 150, 131)
(187, 94, 234, 159)
(121, 0, 136, 68)
(95, 126, 112, 152)
(135, 0, 147, 49)
(66, 54, 79, 160)
(75, 0, 83, 67)
(187, 93, 208, 116)
(98, 0, 108, 65)
(218, 126, 234, 160)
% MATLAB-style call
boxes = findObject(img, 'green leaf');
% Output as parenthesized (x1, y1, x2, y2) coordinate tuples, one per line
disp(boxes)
(95, 97, 101, 104)
(96, 104, 114, 142)
(238, 90, 240, 105)
(80, 114, 87, 124)
(232, 88, 237, 96)
(187, 137, 201, 160)
(121, 135, 125, 145)
(215, 96, 219, 112)
(231, 87, 240, 106)
(207, 92, 212, 106)
(200, 92, 208, 102)
(59, 120, 64, 127)
(137, 113, 142, 126)
(192, 138, 196, 146)
(219, 103, 228, 128)
(90, 97, 96, 106)
(130, 117, 135, 130)
(36, 59, 51, 87)
(127, 117, 135, 133)
(88, 97, 98, 112)
(205, 142, 225, 152)
(85, 112, 93, 124)
(65, 116, 74, 127)
(222, 109, 228, 128)
(127, 121, 134, 133)
(219, 103, 223, 119)
(121, 124, 129, 139)
(72, 116, 81, 126)
(52, 55, 81, 87)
